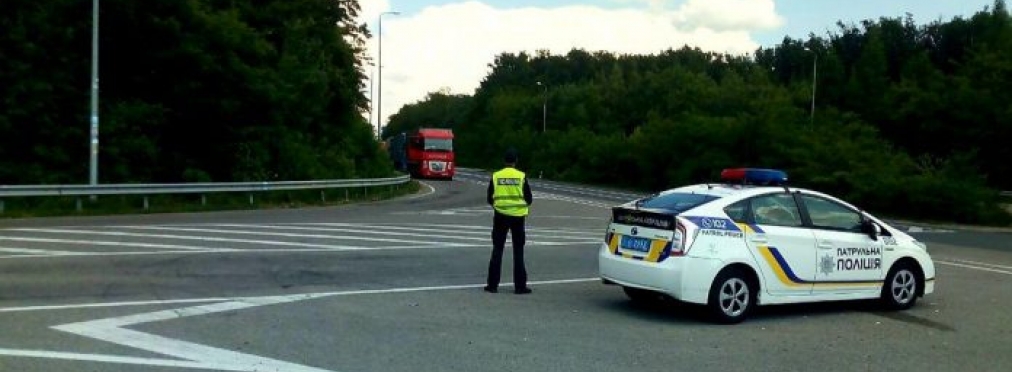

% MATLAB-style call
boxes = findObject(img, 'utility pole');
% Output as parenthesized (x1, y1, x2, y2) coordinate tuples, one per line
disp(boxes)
(377, 11, 400, 139)
(90, 0, 100, 191)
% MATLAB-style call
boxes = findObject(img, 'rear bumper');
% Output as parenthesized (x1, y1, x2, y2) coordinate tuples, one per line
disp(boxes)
(598, 244, 717, 304)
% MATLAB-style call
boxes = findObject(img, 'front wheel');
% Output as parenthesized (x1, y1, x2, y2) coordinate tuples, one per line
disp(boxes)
(881, 263, 920, 310)
(707, 269, 754, 324)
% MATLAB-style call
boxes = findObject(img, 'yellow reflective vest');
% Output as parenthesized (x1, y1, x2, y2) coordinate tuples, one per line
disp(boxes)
(492, 167, 529, 217)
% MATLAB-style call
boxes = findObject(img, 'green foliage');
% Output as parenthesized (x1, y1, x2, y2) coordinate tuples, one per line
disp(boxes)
(0, 0, 389, 185)
(386, 1, 1011, 224)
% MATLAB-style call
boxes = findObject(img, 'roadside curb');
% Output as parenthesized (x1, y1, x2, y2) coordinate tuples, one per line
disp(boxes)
(888, 219, 1012, 234)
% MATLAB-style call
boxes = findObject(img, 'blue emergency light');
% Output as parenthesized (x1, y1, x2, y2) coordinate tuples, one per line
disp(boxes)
(720, 168, 788, 186)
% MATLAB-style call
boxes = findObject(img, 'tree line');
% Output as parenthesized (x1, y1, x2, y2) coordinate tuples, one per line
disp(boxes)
(0, 0, 389, 185)
(384, 1, 1012, 224)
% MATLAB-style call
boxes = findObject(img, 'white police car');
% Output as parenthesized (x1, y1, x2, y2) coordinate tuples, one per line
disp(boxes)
(599, 168, 935, 323)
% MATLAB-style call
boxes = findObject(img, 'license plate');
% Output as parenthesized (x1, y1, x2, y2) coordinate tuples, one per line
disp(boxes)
(620, 235, 652, 252)
(430, 162, 445, 171)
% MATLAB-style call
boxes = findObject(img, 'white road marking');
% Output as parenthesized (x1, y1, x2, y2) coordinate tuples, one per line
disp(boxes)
(937, 258, 1012, 271)
(115, 225, 469, 247)
(0, 277, 598, 313)
(0, 236, 232, 251)
(936, 260, 1012, 275)
(205, 223, 495, 244)
(0, 298, 227, 313)
(536, 193, 613, 208)
(53, 300, 335, 372)
(0, 348, 235, 370)
(0, 278, 599, 371)
(316, 222, 600, 238)
(5, 228, 369, 251)
(400, 181, 436, 200)
(0, 246, 79, 255)
(0, 240, 598, 260)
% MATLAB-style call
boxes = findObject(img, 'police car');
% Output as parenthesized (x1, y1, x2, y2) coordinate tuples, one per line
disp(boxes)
(599, 168, 935, 323)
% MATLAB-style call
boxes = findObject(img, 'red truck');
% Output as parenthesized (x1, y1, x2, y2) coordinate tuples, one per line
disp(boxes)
(386, 128, 455, 179)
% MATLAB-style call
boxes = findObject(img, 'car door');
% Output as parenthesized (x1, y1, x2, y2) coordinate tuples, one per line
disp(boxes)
(796, 194, 884, 294)
(742, 192, 817, 296)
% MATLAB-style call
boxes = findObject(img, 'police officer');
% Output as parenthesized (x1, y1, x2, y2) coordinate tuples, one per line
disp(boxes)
(484, 148, 534, 294)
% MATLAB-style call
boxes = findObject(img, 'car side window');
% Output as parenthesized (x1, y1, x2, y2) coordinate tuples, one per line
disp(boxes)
(799, 195, 862, 232)
(724, 200, 749, 223)
(750, 193, 803, 227)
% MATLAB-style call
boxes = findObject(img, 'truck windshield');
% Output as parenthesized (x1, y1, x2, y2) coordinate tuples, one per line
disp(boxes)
(424, 138, 453, 151)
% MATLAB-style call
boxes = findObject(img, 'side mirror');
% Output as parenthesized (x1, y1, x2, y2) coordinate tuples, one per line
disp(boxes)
(860, 219, 879, 241)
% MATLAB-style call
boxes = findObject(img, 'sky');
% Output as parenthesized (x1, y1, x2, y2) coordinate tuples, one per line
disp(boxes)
(358, 0, 998, 133)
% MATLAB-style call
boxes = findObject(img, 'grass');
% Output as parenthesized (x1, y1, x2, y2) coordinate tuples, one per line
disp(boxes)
(0, 181, 421, 219)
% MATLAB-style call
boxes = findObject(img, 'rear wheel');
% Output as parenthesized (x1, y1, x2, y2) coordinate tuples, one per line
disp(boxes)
(707, 268, 754, 324)
(881, 263, 920, 310)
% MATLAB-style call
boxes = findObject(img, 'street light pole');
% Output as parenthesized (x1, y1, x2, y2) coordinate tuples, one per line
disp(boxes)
(805, 49, 818, 127)
(90, 0, 100, 188)
(377, 11, 400, 139)
(810, 53, 817, 127)
(369, 67, 375, 137)
(537, 81, 547, 133)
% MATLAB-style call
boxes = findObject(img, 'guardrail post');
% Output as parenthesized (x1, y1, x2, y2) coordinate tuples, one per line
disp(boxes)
(345, 189, 349, 202)
(0, 199, 4, 214)
(248, 194, 254, 206)
(143, 196, 149, 211)
(201, 194, 207, 206)
(320, 190, 326, 202)
(76, 197, 83, 212)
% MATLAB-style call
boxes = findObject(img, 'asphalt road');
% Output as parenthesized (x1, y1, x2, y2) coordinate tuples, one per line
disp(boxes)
(0, 170, 1010, 372)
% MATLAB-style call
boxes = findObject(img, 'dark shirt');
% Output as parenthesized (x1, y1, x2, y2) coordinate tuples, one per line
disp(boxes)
(487, 171, 534, 207)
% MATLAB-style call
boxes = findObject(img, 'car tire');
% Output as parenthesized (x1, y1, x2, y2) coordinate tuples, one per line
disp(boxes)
(623, 286, 660, 304)
(707, 268, 754, 324)
(881, 262, 920, 310)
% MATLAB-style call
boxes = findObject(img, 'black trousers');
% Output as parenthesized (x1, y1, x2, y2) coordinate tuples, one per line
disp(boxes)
(486, 212, 528, 290)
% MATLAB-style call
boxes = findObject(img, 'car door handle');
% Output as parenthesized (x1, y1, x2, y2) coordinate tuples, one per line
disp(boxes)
(750, 237, 768, 244)
(818, 241, 834, 250)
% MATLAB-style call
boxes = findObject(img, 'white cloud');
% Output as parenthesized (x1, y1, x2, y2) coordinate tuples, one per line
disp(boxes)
(357, 0, 783, 132)
(674, 0, 784, 31)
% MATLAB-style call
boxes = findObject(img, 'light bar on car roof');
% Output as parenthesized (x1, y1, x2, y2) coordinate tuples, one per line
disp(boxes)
(720, 168, 788, 186)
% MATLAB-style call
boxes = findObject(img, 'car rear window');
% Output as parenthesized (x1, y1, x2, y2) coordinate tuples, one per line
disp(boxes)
(638, 192, 719, 213)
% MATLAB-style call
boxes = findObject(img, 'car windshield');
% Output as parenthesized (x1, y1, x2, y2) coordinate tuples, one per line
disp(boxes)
(637, 192, 718, 213)
(424, 138, 453, 151)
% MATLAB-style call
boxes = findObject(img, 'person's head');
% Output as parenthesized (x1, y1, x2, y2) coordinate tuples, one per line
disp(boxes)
(503, 148, 518, 166)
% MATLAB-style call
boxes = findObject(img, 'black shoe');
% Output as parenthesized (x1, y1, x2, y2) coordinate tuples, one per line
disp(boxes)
(483, 286, 498, 293)
(514, 287, 533, 295)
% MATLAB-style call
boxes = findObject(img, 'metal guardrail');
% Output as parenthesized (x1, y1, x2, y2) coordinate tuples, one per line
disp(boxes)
(0, 175, 412, 213)
(1003, 191, 1012, 197)
(0, 175, 410, 197)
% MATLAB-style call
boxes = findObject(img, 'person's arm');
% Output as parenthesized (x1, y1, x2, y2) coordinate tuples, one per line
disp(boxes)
(487, 177, 494, 205)
(523, 179, 533, 206)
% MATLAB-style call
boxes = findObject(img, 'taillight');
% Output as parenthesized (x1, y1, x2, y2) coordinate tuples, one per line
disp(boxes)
(669, 223, 687, 256)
